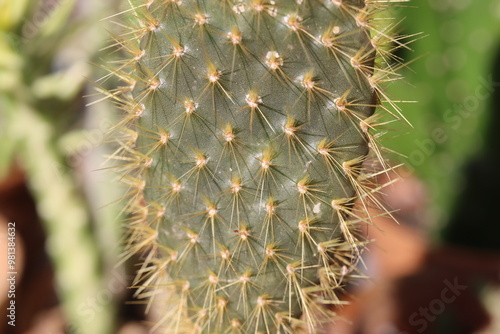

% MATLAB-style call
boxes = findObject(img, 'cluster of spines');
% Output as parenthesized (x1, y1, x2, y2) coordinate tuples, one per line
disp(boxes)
(98, 0, 411, 332)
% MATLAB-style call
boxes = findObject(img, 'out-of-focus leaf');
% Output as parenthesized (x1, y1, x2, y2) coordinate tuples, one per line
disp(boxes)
(37, 0, 77, 38)
(0, 34, 23, 91)
(0, 0, 31, 30)
(32, 62, 89, 100)
(0, 97, 17, 178)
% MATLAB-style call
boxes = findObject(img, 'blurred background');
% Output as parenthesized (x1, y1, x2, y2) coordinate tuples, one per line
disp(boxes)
(0, 0, 499, 333)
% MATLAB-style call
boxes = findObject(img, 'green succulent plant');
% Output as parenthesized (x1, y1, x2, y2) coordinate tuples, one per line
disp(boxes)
(103, 0, 408, 332)
(0, 0, 120, 332)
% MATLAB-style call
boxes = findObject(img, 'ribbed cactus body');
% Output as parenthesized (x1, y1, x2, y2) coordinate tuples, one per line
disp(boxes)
(108, 0, 401, 332)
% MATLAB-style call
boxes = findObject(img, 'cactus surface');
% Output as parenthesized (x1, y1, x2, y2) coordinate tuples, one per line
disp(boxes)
(104, 0, 405, 332)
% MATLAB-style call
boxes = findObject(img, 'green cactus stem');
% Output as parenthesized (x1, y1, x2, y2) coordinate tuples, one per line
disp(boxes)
(102, 0, 408, 332)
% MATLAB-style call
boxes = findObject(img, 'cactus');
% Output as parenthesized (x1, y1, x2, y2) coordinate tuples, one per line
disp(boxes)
(104, 0, 406, 332)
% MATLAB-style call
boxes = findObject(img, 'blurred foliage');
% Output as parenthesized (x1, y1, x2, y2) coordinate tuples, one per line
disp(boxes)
(386, 0, 500, 235)
(441, 46, 500, 251)
(0, 0, 122, 332)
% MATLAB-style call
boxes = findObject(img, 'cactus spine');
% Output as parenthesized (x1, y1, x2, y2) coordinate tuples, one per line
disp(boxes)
(103, 0, 406, 332)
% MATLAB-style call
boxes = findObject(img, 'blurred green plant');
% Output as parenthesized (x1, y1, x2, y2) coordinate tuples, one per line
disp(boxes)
(0, 0, 122, 332)
(385, 0, 500, 233)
